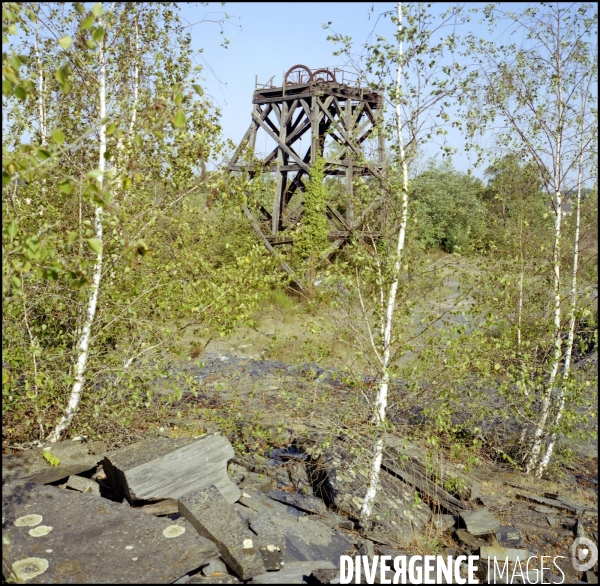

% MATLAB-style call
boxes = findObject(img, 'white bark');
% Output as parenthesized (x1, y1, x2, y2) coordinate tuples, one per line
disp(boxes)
(47, 19, 106, 443)
(525, 44, 564, 474)
(536, 92, 587, 475)
(361, 1, 409, 521)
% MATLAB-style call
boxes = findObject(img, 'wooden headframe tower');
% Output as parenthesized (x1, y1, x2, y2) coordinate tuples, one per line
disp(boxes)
(228, 65, 385, 269)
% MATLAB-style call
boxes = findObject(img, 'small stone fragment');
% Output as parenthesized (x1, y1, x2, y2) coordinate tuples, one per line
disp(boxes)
(201, 557, 228, 576)
(459, 508, 502, 536)
(495, 526, 524, 548)
(480, 545, 532, 564)
(66, 475, 100, 495)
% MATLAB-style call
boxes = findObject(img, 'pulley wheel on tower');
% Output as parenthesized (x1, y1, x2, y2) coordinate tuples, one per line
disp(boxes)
(312, 68, 336, 84)
(285, 64, 312, 86)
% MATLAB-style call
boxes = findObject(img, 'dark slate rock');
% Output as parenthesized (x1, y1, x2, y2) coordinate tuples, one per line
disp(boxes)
(250, 510, 354, 565)
(459, 509, 502, 536)
(251, 561, 335, 584)
(103, 436, 240, 504)
(178, 485, 267, 580)
(454, 528, 488, 551)
(267, 490, 328, 516)
(2, 442, 104, 485)
(66, 475, 100, 495)
(495, 526, 524, 548)
(310, 442, 430, 546)
(239, 490, 304, 519)
(2, 480, 218, 584)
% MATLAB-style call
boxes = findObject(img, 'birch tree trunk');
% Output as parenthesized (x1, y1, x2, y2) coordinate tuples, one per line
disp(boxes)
(536, 91, 588, 475)
(360, 1, 410, 521)
(525, 55, 564, 474)
(47, 22, 107, 443)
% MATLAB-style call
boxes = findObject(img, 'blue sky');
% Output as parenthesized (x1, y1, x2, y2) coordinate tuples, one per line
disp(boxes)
(178, 2, 482, 174)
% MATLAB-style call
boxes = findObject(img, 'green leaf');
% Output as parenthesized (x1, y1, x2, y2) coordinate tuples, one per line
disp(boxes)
(91, 2, 103, 16)
(59, 180, 72, 194)
(67, 231, 79, 245)
(14, 85, 26, 100)
(36, 148, 51, 161)
(58, 36, 72, 49)
(85, 38, 96, 49)
(51, 128, 65, 145)
(87, 238, 102, 255)
(135, 134, 143, 147)
(174, 91, 183, 106)
(74, 3, 85, 14)
(173, 109, 186, 128)
(105, 122, 116, 135)
(92, 25, 104, 42)
(2, 80, 13, 97)
(81, 15, 95, 30)
(43, 451, 60, 466)
(192, 84, 204, 96)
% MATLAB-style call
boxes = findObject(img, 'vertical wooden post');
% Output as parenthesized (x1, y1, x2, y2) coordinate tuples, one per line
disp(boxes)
(345, 97, 354, 225)
(273, 100, 288, 236)
(310, 95, 319, 164)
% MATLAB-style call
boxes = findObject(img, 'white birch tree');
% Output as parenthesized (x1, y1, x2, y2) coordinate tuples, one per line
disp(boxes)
(463, 3, 598, 476)
(329, 2, 470, 520)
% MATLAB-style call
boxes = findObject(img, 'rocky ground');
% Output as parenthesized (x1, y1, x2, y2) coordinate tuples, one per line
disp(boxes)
(2, 351, 598, 584)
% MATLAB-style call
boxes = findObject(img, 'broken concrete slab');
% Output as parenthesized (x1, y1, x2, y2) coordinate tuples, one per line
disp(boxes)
(66, 475, 100, 496)
(251, 560, 335, 584)
(459, 509, 502, 536)
(267, 489, 328, 515)
(178, 485, 267, 580)
(2, 480, 218, 584)
(103, 436, 240, 504)
(310, 442, 430, 546)
(250, 510, 354, 566)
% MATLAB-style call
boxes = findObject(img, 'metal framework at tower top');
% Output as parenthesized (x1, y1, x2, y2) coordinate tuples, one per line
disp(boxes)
(228, 64, 386, 260)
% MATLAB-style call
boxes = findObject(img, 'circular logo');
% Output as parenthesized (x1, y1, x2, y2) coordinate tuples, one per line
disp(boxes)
(571, 537, 598, 572)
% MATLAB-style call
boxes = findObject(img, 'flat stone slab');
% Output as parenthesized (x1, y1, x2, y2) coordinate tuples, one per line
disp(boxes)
(459, 509, 502, 536)
(454, 529, 488, 550)
(267, 490, 328, 515)
(2, 480, 218, 584)
(480, 545, 532, 564)
(250, 510, 354, 565)
(178, 485, 267, 580)
(103, 436, 240, 504)
(2, 442, 104, 485)
(251, 560, 335, 584)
